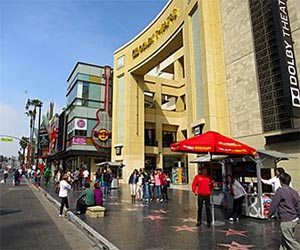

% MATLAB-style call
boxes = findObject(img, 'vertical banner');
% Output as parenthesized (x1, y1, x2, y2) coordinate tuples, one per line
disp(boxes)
(272, 0, 300, 118)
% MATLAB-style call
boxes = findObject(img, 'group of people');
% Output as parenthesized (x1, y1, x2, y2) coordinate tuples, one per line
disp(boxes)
(128, 168, 170, 204)
(192, 166, 300, 249)
(58, 174, 104, 217)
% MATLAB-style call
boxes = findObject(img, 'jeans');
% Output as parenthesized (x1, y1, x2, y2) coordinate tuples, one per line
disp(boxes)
(155, 185, 161, 199)
(143, 183, 150, 200)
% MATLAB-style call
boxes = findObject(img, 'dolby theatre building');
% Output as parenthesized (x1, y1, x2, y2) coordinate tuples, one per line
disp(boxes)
(112, 0, 300, 190)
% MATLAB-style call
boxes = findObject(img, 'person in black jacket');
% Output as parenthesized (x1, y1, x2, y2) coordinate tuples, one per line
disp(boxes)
(128, 169, 138, 203)
(268, 173, 300, 250)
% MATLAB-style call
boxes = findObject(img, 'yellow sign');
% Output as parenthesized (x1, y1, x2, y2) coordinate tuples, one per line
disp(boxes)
(0, 137, 13, 142)
(132, 8, 179, 58)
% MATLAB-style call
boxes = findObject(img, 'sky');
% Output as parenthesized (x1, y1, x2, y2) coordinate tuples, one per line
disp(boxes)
(0, 0, 169, 157)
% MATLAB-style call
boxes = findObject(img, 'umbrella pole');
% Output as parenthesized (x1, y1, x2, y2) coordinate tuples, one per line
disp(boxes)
(210, 153, 215, 224)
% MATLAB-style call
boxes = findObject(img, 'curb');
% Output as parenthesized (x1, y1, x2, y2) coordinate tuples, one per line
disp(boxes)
(27, 180, 119, 250)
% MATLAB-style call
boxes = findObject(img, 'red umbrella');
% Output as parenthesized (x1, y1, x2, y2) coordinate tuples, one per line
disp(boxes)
(170, 131, 257, 156)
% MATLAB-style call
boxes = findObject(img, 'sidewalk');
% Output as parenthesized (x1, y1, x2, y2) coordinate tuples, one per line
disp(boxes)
(41, 179, 284, 250)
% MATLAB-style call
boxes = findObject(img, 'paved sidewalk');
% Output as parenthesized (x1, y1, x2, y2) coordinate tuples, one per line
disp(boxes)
(41, 180, 286, 250)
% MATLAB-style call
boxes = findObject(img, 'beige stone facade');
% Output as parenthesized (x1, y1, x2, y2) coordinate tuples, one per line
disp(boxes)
(112, 0, 300, 190)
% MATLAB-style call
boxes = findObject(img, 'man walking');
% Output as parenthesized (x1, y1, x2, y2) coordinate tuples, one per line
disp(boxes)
(268, 173, 300, 250)
(192, 167, 213, 227)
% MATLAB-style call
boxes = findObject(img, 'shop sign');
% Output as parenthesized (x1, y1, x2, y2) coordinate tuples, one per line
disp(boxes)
(72, 137, 87, 145)
(272, 0, 300, 117)
(132, 8, 179, 58)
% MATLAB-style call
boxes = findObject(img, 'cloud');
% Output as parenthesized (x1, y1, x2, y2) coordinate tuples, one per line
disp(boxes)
(0, 103, 28, 157)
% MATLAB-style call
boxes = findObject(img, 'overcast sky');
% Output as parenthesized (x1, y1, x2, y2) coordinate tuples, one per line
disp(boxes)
(0, 0, 169, 157)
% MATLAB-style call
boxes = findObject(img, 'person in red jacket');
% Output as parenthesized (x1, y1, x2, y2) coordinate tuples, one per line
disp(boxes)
(192, 167, 213, 227)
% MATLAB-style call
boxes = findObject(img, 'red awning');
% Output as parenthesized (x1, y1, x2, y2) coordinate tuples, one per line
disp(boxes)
(170, 131, 257, 156)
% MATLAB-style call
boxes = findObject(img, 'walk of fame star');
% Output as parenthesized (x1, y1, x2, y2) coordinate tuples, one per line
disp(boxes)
(218, 241, 255, 250)
(126, 208, 138, 212)
(180, 217, 197, 223)
(144, 215, 165, 220)
(172, 225, 198, 232)
(217, 228, 247, 237)
(153, 209, 168, 214)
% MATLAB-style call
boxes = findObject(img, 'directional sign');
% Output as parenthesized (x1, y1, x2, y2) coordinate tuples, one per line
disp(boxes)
(0, 137, 14, 142)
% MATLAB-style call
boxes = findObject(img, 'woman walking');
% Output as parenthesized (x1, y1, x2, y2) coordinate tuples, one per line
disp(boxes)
(59, 174, 71, 217)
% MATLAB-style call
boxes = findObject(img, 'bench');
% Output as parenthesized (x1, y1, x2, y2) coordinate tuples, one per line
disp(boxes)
(86, 206, 105, 218)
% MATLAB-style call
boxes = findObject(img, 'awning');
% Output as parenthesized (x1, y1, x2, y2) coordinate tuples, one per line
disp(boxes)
(257, 150, 295, 163)
(96, 162, 125, 167)
(190, 154, 229, 163)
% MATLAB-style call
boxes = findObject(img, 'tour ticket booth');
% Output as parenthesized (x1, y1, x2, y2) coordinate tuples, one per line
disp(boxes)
(191, 150, 292, 219)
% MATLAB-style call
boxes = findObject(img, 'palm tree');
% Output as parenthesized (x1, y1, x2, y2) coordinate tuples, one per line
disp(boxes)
(19, 136, 28, 165)
(25, 99, 43, 166)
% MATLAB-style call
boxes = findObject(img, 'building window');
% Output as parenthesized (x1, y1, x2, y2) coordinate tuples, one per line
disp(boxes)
(162, 131, 176, 147)
(144, 91, 155, 108)
(161, 94, 177, 111)
(145, 129, 156, 146)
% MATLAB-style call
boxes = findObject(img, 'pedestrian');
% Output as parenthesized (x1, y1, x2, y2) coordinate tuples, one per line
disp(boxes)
(44, 167, 52, 187)
(154, 169, 161, 201)
(59, 174, 71, 217)
(159, 170, 169, 202)
(94, 183, 103, 206)
(128, 169, 138, 203)
(82, 167, 90, 188)
(268, 172, 300, 250)
(3, 168, 8, 183)
(136, 169, 144, 201)
(192, 167, 213, 227)
(76, 182, 95, 214)
(141, 168, 150, 202)
(54, 169, 62, 193)
(229, 175, 247, 221)
(72, 168, 80, 191)
(261, 167, 286, 192)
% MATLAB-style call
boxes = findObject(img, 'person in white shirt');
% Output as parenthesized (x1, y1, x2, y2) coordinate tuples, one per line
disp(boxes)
(82, 168, 90, 188)
(59, 174, 71, 217)
(261, 167, 285, 192)
(228, 175, 247, 221)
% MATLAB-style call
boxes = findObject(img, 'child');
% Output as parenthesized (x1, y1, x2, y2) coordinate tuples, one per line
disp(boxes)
(94, 183, 103, 206)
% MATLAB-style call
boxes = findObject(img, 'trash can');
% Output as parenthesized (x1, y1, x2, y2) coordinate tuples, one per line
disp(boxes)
(111, 178, 119, 189)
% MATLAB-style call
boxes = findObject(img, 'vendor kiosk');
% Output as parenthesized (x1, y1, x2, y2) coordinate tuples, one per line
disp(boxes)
(191, 150, 293, 219)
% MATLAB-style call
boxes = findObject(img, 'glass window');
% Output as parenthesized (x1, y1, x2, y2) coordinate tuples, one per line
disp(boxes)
(87, 119, 97, 136)
(145, 129, 156, 146)
(82, 82, 89, 99)
(145, 91, 155, 108)
(162, 131, 176, 147)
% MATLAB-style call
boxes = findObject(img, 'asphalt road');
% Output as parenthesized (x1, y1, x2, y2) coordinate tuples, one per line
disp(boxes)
(0, 175, 101, 250)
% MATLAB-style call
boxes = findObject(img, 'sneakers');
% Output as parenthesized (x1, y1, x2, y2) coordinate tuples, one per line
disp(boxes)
(236, 217, 239, 221)
(159, 199, 164, 203)
(59, 214, 64, 217)
(229, 217, 234, 221)
(76, 211, 81, 215)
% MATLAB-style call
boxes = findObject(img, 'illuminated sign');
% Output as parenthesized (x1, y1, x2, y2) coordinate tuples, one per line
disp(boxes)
(132, 8, 179, 58)
(97, 129, 110, 142)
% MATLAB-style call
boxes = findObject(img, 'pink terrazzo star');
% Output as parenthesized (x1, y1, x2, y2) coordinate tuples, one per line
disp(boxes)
(218, 241, 255, 250)
(180, 217, 197, 223)
(217, 228, 247, 237)
(172, 225, 198, 232)
(153, 209, 168, 214)
(144, 215, 165, 221)
(126, 208, 138, 212)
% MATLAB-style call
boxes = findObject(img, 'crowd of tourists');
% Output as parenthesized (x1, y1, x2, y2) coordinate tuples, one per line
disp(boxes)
(128, 168, 170, 204)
